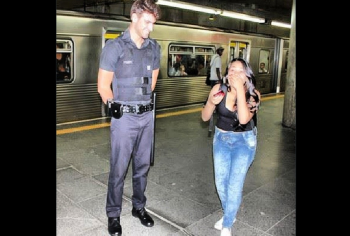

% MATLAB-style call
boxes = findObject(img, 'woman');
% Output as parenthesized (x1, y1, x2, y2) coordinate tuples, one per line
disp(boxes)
(202, 58, 260, 236)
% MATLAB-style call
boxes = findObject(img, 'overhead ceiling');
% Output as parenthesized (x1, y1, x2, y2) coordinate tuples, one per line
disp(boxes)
(56, 0, 293, 24)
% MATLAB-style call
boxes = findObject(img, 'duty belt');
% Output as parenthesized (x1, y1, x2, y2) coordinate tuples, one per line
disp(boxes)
(122, 104, 153, 114)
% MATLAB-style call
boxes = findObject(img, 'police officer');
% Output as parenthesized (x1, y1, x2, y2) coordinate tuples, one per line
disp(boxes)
(97, 1, 161, 235)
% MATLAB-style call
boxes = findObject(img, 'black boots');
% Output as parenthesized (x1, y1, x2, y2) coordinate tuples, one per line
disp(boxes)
(108, 207, 154, 235)
(108, 217, 122, 235)
(131, 207, 154, 227)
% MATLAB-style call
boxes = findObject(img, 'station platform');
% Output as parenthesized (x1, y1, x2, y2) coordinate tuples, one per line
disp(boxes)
(56, 94, 296, 236)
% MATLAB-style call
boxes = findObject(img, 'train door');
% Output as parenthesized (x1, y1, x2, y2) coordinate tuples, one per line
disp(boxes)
(100, 29, 123, 117)
(226, 40, 250, 78)
(228, 41, 250, 61)
(272, 38, 288, 94)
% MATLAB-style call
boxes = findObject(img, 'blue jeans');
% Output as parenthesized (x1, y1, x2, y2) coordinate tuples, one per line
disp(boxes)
(213, 126, 257, 228)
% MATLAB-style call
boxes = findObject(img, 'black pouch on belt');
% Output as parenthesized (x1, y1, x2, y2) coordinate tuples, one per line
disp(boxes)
(108, 100, 123, 119)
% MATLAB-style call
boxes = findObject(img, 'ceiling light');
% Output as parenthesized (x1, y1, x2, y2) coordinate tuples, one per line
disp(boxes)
(157, 0, 219, 14)
(157, 0, 290, 28)
(157, 0, 265, 23)
(221, 10, 265, 23)
(271, 21, 291, 28)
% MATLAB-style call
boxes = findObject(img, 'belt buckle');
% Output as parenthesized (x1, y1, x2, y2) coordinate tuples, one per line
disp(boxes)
(129, 105, 137, 113)
(136, 104, 143, 114)
(122, 105, 128, 113)
(123, 105, 136, 113)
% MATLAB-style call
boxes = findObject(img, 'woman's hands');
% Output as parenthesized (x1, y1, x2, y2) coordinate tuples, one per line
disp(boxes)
(201, 84, 224, 121)
(208, 86, 225, 106)
(227, 71, 247, 91)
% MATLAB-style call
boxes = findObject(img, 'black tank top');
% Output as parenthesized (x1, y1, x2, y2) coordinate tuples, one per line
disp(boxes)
(215, 84, 257, 132)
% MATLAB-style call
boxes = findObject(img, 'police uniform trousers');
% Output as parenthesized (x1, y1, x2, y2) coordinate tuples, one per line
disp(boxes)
(106, 111, 153, 218)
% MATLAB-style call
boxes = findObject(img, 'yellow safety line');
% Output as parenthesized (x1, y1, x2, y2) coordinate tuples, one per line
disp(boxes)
(57, 123, 110, 135)
(156, 108, 203, 118)
(57, 95, 284, 135)
(261, 94, 284, 101)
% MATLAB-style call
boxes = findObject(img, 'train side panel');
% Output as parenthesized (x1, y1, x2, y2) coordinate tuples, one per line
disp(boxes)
(56, 35, 103, 123)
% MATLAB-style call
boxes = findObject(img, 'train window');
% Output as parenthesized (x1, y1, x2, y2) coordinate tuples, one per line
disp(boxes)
(258, 49, 270, 74)
(56, 40, 73, 83)
(239, 43, 247, 59)
(168, 44, 215, 77)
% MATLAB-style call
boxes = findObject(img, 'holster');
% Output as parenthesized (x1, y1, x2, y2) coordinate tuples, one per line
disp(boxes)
(108, 100, 123, 119)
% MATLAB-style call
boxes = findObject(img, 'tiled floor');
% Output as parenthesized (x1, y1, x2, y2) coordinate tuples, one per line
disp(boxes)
(57, 95, 296, 236)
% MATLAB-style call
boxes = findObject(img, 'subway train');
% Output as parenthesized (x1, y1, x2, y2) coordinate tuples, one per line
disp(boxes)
(56, 10, 289, 124)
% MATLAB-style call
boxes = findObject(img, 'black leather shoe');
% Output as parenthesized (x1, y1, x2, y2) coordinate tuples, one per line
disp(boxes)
(132, 207, 154, 227)
(108, 217, 122, 235)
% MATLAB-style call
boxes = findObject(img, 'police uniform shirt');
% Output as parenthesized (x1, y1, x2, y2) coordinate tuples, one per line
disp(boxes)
(99, 28, 161, 103)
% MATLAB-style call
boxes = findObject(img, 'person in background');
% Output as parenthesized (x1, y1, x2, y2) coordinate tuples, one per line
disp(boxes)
(175, 64, 188, 76)
(209, 46, 224, 87)
(56, 43, 70, 80)
(185, 59, 198, 75)
(197, 61, 206, 75)
(202, 58, 260, 236)
(97, 1, 161, 235)
(173, 54, 182, 72)
(203, 46, 224, 106)
(168, 58, 176, 76)
(259, 62, 268, 73)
